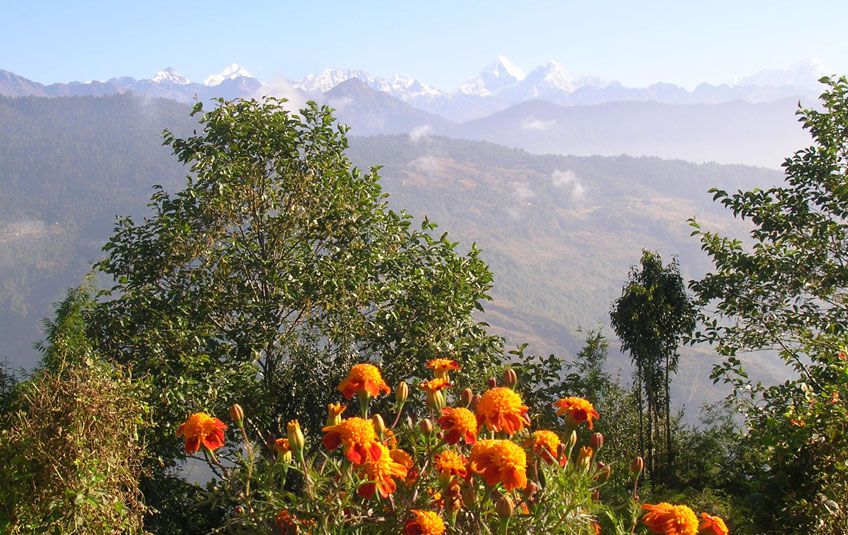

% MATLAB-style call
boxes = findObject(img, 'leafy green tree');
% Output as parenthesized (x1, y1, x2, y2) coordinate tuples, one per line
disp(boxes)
(610, 250, 695, 481)
(690, 76, 848, 533)
(86, 98, 504, 527)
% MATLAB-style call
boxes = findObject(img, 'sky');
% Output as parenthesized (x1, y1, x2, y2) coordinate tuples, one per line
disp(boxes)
(3, 0, 848, 90)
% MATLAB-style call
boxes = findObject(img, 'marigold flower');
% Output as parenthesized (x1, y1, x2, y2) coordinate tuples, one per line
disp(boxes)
(383, 428, 399, 450)
(420, 377, 452, 393)
(641, 503, 699, 535)
(578, 446, 594, 470)
(274, 438, 291, 457)
(404, 510, 446, 535)
(434, 450, 469, 479)
(177, 412, 227, 454)
(322, 417, 383, 464)
(426, 358, 461, 379)
(438, 407, 478, 445)
(476, 387, 530, 435)
(390, 448, 417, 484)
(699, 513, 728, 535)
(530, 430, 565, 466)
(554, 396, 600, 430)
(469, 439, 527, 491)
(356, 443, 409, 499)
(338, 363, 391, 400)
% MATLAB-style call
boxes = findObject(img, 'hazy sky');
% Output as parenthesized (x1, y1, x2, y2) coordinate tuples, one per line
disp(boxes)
(3, 0, 847, 89)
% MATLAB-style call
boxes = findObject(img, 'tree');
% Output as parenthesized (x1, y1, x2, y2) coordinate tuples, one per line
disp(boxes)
(610, 250, 695, 481)
(88, 97, 503, 468)
(690, 76, 848, 532)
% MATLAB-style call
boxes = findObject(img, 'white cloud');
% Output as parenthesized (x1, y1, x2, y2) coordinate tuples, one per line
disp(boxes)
(521, 116, 556, 130)
(410, 155, 445, 175)
(326, 95, 353, 111)
(408, 124, 433, 143)
(250, 75, 308, 112)
(551, 169, 587, 203)
(510, 181, 535, 201)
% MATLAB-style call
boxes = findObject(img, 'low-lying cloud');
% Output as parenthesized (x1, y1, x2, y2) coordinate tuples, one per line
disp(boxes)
(551, 169, 587, 203)
(408, 124, 433, 143)
(521, 116, 556, 130)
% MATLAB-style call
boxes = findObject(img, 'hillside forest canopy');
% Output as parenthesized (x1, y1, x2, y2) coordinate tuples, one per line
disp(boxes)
(0, 77, 847, 534)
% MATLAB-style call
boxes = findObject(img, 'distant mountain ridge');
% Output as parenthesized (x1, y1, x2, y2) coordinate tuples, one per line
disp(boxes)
(1, 57, 826, 122)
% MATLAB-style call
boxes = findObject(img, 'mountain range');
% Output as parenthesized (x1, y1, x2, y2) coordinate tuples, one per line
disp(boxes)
(1, 57, 826, 123)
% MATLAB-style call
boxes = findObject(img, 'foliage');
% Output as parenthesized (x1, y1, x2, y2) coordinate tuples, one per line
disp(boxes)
(0, 288, 148, 533)
(83, 97, 504, 526)
(690, 76, 848, 532)
(610, 251, 695, 481)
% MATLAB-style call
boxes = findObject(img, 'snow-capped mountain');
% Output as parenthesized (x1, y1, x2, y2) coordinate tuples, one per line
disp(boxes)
(457, 55, 526, 96)
(204, 64, 254, 86)
(294, 69, 443, 100)
(738, 58, 825, 90)
(152, 67, 190, 85)
(507, 60, 576, 100)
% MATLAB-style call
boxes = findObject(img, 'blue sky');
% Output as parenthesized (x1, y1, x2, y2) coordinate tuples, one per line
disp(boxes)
(3, 0, 847, 89)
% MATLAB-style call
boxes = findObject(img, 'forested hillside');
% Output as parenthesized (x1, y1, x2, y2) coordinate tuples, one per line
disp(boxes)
(0, 95, 790, 407)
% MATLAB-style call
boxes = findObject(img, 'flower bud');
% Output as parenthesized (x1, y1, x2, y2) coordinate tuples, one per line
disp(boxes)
(229, 404, 244, 427)
(631, 456, 644, 475)
(594, 462, 611, 482)
(578, 446, 593, 472)
(274, 438, 293, 463)
(287, 420, 305, 456)
(460, 388, 474, 407)
(396, 381, 409, 406)
(567, 430, 577, 453)
(470, 393, 481, 412)
(419, 418, 434, 436)
(371, 413, 386, 437)
(488, 377, 497, 388)
(461, 484, 477, 506)
(427, 390, 447, 413)
(502, 368, 517, 388)
(495, 494, 514, 519)
(590, 432, 604, 452)
(326, 402, 346, 427)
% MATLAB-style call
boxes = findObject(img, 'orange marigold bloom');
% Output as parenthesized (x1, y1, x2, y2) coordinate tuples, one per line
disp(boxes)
(420, 377, 452, 394)
(322, 417, 383, 465)
(469, 439, 528, 491)
(699, 513, 728, 535)
(177, 412, 227, 454)
(554, 396, 600, 430)
(530, 430, 565, 466)
(338, 363, 391, 400)
(356, 443, 409, 499)
(426, 358, 461, 379)
(641, 503, 699, 535)
(404, 510, 446, 535)
(476, 387, 530, 435)
(435, 450, 469, 479)
(438, 407, 478, 445)
(274, 438, 291, 455)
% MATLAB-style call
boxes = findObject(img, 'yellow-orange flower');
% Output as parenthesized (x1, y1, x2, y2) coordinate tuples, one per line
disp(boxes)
(699, 513, 728, 535)
(338, 363, 391, 400)
(530, 430, 565, 466)
(434, 450, 469, 479)
(554, 397, 600, 430)
(476, 387, 530, 435)
(404, 510, 446, 535)
(322, 417, 383, 464)
(391, 448, 419, 484)
(356, 443, 409, 499)
(641, 503, 699, 535)
(438, 407, 478, 445)
(326, 402, 346, 426)
(469, 439, 527, 491)
(420, 377, 452, 394)
(426, 358, 461, 379)
(177, 412, 227, 454)
(274, 438, 291, 455)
